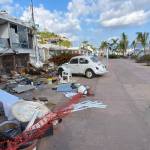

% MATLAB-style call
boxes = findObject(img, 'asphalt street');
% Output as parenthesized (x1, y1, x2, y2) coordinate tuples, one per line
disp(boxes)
(38, 59, 150, 150)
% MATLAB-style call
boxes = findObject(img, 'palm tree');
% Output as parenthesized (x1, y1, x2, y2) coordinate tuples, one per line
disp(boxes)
(82, 41, 88, 44)
(99, 41, 109, 56)
(131, 40, 137, 51)
(81, 41, 89, 49)
(100, 41, 108, 50)
(120, 32, 128, 56)
(110, 38, 119, 54)
(136, 32, 149, 55)
(118, 40, 124, 55)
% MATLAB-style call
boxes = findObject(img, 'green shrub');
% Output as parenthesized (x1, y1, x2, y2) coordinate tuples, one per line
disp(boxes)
(131, 54, 138, 60)
(109, 54, 121, 59)
(49, 53, 80, 66)
(136, 55, 150, 64)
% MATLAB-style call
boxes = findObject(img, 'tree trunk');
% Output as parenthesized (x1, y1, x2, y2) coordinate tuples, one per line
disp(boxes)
(144, 47, 146, 55)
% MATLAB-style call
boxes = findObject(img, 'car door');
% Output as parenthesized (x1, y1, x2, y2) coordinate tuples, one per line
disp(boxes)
(79, 58, 89, 74)
(69, 58, 79, 74)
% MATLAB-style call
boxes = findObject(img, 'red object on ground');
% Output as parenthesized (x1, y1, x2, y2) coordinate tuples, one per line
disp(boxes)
(0, 93, 83, 150)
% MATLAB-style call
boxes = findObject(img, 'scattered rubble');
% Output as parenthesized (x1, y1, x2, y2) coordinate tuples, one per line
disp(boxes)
(0, 63, 107, 150)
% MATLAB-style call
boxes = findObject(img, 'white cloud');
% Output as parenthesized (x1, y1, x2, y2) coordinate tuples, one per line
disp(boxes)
(0, 0, 12, 4)
(67, 0, 93, 18)
(20, 0, 100, 44)
(101, 10, 150, 27)
(65, 0, 150, 27)
(19, 0, 150, 45)
(98, 0, 150, 27)
(21, 5, 81, 42)
(0, 0, 23, 17)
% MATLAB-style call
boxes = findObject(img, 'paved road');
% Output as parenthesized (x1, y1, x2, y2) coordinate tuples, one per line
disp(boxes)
(38, 59, 150, 150)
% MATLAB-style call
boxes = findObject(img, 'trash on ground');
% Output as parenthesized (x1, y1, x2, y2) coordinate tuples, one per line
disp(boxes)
(78, 85, 89, 95)
(64, 92, 78, 98)
(56, 83, 75, 92)
(72, 100, 107, 112)
(11, 100, 50, 122)
(0, 120, 21, 141)
(13, 84, 35, 93)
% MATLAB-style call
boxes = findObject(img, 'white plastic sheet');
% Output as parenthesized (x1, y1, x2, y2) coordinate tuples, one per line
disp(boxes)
(0, 89, 20, 120)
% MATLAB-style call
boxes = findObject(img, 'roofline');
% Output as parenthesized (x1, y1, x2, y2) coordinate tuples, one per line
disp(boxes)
(0, 14, 32, 28)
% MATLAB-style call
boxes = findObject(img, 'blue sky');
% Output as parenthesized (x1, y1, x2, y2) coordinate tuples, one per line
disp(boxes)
(1, 0, 150, 47)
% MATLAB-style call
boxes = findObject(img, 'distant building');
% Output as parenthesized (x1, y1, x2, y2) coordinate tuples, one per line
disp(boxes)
(80, 45, 95, 55)
(37, 34, 69, 45)
(0, 12, 35, 73)
(38, 43, 81, 61)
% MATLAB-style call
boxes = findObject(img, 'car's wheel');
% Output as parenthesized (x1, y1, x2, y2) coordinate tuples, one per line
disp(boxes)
(58, 68, 64, 76)
(85, 69, 94, 79)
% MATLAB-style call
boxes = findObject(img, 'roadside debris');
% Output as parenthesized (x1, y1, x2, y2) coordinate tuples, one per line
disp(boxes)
(64, 92, 78, 98)
(0, 62, 105, 150)
(0, 93, 107, 150)
(56, 83, 75, 92)
(55, 83, 90, 96)
(72, 100, 107, 112)
(0, 120, 21, 141)
(13, 84, 35, 93)
(12, 101, 49, 122)
(0, 89, 20, 120)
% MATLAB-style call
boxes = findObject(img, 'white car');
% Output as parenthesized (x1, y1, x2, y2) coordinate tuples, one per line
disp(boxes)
(58, 55, 108, 78)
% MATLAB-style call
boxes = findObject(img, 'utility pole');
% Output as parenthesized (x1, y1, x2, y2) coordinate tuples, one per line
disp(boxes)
(31, 0, 35, 26)
(30, 0, 40, 67)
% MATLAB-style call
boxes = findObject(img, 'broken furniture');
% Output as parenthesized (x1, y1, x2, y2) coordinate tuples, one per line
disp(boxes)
(61, 69, 72, 83)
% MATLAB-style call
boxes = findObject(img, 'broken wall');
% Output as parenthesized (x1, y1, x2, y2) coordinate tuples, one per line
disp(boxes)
(0, 54, 29, 73)
(0, 23, 10, 48)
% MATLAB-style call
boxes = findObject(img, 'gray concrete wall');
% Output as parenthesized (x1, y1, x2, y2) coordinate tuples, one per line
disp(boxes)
(0, 23, 9, 38)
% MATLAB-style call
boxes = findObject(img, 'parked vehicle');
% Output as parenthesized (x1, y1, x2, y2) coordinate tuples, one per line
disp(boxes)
(58, 55, 108, 78)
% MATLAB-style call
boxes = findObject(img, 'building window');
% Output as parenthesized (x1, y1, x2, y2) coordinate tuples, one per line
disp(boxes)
(18, 25, 28, 49)
(10, 24, 19, 48)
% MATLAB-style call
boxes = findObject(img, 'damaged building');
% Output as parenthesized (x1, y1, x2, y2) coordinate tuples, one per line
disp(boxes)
(0, 13, 35, 74)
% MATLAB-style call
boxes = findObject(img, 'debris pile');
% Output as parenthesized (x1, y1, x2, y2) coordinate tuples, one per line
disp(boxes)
(0, 93, 107, 150)
(0, 64, 107, 150)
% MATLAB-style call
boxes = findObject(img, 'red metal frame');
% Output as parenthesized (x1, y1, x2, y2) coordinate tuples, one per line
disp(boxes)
(0, 93, 83, 150)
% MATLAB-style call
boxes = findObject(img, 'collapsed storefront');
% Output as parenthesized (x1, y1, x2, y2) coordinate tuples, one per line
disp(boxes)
(0, 52, 29, 73)
(0, 13, 34, 74)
